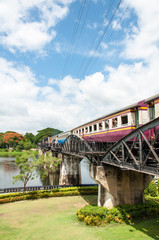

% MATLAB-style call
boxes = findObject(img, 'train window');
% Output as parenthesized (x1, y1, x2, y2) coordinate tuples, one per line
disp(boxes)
(94, 124, 97, 131)
(79, 129, 81, 135)
(82, 128, 84, 134)
(99, 122, 103, 130)
(85, 127, 88, 133)
(105, 119, 109, 129)
(112, 118, 118, 128)
(121, 115, 128, 125)
(89, 126, 92, 132)
(149, 105, 155, 120)
(76, 130, 78, 134)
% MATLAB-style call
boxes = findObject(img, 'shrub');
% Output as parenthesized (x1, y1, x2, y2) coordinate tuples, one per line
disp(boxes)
(0, 186, 98, 204)
(78, 205, 108, 219)
(77, 199, 159, 226)
(144, 179, 158, 197)
(84, 215, 102, 226)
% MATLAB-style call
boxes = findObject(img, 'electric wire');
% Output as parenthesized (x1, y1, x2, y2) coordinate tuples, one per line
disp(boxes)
(90, 0, 133, 73)
(79, 0, 122, 79)
(57, 0, 123, 123)
(66, 0, 92, 75)
(66, 0, 123, 102)
(76, 0, 115, 79)
(60, 0, 116, 114)
(61, 0, 87, 78)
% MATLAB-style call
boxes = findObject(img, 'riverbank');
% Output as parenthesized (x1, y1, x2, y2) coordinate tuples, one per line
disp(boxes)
(0, 150, 38, 157)
(0, 195, 158, 240)
(0, 151, 22, 157)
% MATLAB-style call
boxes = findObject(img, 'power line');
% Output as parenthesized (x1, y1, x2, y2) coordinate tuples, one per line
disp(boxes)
(57, 0, 124, 123)
(66, 0, 92, 75)
(61, 0, 87, 78)
(76, 0, 115, 79)
(78, 0, 122, 79)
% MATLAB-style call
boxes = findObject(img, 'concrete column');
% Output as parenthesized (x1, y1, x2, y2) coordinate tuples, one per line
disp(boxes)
(59, 154, 81, 185)
(90, 164, 153, 209)
(38, 147, 45, 156)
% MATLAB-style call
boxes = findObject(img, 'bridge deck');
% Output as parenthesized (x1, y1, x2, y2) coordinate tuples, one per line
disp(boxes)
(38, 117, 159, 176)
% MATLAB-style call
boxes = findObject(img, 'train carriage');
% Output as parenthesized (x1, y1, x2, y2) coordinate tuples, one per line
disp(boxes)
(72, 100, 149, 143)
(43, 94, 159, 145)
(51, 130, 72, 144)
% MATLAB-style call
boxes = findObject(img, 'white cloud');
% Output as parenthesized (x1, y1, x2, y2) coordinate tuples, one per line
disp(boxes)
(100, 42, 107, 50)
(122, 0, 159, 60)
(0, 0, 159, 135)
(87, 22, 98, 30)
(112, 20, 121, 30)
(0, 0, 73, 52)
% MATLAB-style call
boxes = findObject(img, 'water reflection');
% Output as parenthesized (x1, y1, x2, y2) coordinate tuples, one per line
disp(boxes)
(0, 157, 95, 188)
(0, 158, 19, 172)
(80, 158, 96, 184)
(0, 157, 43, 188)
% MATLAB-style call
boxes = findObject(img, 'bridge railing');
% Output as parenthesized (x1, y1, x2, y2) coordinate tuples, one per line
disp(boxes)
(51, 142, 63, 149)
(101, 117, 159, 176)
(0, 184, 98, 194)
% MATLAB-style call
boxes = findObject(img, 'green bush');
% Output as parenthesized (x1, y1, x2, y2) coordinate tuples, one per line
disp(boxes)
(144, 179, 158, 197)
(84, 215, 102, 226)
(0, 186, 98, 204)
(3, 148, 9, 152)
(77, 205, 108, 218)
(77, 199, 159, 226)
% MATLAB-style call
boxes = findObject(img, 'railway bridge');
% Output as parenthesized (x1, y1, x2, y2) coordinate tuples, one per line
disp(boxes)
(38, 117, 159, 208)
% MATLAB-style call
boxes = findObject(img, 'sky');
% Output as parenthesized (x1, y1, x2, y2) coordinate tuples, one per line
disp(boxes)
(0, 0, 159, 135)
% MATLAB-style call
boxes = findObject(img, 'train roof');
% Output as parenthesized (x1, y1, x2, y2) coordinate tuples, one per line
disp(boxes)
(72, 100, 146, 130)
(52, 130, 71, 138)
(144, 93, 159, 103)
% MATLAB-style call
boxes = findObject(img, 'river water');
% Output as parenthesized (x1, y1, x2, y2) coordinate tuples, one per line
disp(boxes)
(0, 157, 95, 188)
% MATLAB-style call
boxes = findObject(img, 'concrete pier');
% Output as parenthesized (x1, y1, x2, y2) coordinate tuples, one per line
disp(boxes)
(90, 164, 153, 208)
(59, 154, 81, 185)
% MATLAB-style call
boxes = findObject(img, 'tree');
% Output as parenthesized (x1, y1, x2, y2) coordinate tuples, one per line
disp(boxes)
(34, 128, 62, 144)
(13, 151, 37, 192)
(144, 179, 157, 197)
(16, 141, 24, 151)
(2, 132, 24, 149)
(0, 133, 5, 148)
(23, 141, 32, 150)
(24, 132, 35, 143)
(36, 152, 62, 185)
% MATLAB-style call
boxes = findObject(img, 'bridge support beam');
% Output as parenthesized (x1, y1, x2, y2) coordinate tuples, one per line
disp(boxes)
(38, 147, 45, 156)
(90, 164, 153, 209)
(59, 154, 81, 185)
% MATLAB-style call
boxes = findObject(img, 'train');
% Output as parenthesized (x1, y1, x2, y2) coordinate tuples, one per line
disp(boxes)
(42, 93, 159, 146)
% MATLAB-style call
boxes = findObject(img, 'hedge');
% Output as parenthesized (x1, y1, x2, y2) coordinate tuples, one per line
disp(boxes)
(77, 198, 159, 226)
(0, 186, 98, 204)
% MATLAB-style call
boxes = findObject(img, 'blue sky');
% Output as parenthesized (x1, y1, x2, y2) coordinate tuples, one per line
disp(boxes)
(0, 0, 159, 134)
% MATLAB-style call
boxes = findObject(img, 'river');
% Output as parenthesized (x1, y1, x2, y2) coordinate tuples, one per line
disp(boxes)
(0, 157, 95, 188)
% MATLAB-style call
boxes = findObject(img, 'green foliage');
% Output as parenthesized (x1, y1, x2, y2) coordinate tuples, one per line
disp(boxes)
(34, 127, 62, 144)
(16, 141, 24, 150)
(84, 215, 102, 226)
(77, 198, 159, 226)
(77, 205, 108, 218)
(0, 186, 98, 204)
(144, 179, 158, 197)
(23, 141, 32, 150)
(36, 152, 62, 185)
(24, 132, 35, 143)
(13, 151, 37, 192)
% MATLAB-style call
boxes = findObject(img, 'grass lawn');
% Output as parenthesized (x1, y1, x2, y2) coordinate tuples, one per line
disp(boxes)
(0, 195, 159, 240)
